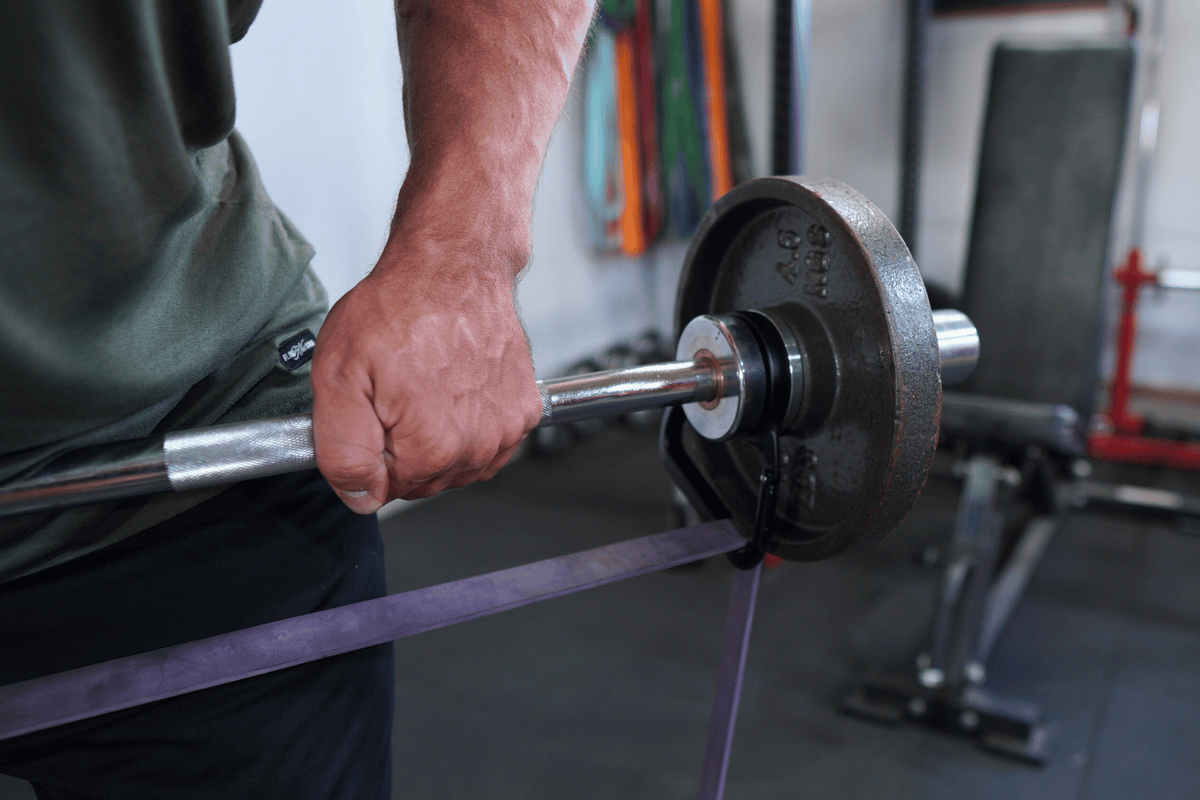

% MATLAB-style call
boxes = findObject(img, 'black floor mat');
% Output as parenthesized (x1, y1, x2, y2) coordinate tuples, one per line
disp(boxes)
(3, 429, 1199, 799)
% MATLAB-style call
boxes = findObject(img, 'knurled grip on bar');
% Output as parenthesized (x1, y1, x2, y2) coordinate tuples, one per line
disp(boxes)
(164, 414, 317, 491)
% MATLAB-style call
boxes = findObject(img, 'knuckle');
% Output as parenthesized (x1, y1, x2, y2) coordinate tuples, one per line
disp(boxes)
(523, 391, 545, 430)
(423, 435, 467, 470)
(389, 433, 466, 484)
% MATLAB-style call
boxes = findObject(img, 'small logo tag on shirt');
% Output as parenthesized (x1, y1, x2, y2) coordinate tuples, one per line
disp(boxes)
(279, 329, 316, 370)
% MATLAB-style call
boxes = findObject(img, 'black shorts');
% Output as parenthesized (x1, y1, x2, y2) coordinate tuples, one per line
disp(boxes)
(0, 470, 394, 800)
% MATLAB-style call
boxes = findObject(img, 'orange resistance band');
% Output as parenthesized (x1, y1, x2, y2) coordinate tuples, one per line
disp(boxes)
(698, 0, 733, 199)
(614, 29, 647, 256)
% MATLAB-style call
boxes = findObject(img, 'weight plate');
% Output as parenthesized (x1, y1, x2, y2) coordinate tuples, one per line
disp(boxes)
(666, 177, 941, 561)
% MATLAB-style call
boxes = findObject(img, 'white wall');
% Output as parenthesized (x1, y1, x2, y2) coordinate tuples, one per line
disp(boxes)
(232, 0, 1200, 390)
(230, 0, 408, 304)
(230, 0, 678, 377)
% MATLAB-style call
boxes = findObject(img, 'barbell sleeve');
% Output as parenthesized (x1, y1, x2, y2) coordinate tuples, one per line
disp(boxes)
(0, 310, 978, 519)
(932, 309, 980, 387)
(539, 359, 719, 426)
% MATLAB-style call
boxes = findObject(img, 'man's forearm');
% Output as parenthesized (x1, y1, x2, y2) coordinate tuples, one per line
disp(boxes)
(391, 0, 595, 277)
(311, 1, 595, 510)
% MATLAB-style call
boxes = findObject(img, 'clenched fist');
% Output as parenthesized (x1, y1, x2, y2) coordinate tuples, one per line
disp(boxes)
(311, 222, 543, 513)
(310, 0, 593, 515)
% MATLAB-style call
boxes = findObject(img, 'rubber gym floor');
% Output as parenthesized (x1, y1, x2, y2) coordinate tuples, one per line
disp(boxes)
(3, 422, 1199, 799)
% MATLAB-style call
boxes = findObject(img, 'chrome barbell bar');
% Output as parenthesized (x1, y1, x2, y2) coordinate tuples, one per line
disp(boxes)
(0, 309, 978, 518)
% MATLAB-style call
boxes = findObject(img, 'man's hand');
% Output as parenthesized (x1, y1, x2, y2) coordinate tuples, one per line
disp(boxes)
(312, 214, 544, 513)
(310, 0, 593, 512)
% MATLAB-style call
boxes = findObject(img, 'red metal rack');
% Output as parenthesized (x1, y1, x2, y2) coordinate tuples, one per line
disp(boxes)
(1088, 247, 1200, 471)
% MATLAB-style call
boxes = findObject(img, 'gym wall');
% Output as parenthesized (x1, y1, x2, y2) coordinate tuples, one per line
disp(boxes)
(230, 0, 1200, 390)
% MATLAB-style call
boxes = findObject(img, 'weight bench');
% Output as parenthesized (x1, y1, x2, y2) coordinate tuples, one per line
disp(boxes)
(842, 41, 1135, 761)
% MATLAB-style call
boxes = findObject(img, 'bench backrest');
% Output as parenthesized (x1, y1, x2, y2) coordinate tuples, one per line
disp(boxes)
(957, 42, 1134, 419)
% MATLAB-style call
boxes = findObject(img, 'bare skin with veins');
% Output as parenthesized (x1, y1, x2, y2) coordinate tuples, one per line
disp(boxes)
(312, 0, 596, 512)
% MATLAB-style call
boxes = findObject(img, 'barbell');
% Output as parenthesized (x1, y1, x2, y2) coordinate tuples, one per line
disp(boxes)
(0, 177, 977, 562)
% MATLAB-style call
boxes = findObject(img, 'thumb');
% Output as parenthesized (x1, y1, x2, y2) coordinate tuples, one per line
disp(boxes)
(312, 372, 389, 515)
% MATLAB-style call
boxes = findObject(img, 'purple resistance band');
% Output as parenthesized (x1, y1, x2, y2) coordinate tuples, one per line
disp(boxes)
(1, 520, 766, 800)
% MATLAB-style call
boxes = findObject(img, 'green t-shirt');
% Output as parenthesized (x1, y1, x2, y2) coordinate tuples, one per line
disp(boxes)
(0, 1, 329, 581)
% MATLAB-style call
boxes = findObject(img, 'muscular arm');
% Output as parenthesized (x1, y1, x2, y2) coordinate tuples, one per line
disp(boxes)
(311, 0, 595, 513)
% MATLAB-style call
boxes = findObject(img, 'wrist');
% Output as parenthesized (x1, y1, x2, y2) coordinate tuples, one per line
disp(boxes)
(374, 182, 532, 290)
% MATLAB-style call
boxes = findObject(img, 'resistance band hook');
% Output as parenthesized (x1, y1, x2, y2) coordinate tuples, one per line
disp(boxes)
(727, 421, 781, 570)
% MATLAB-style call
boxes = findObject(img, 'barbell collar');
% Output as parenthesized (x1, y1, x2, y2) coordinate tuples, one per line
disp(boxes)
(674, 314, 768, 442)
(673, 307, 979, 442)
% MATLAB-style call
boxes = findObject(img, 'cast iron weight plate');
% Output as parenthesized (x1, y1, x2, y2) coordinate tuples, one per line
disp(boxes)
(666, 177, 942, 561)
